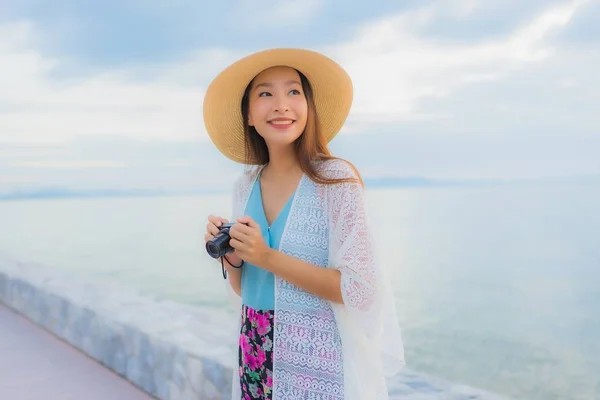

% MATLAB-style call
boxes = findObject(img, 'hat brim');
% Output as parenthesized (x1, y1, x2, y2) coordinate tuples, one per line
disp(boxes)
(202, 48, 353, 164)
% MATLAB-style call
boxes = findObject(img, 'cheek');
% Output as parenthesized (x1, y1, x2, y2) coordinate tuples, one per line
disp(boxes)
(295, 104, 308, 134)
(294, 99, 309, 121)
(249, 101, 269, 122)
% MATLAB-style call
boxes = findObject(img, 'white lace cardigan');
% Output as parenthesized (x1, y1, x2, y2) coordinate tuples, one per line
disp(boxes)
(222, 158, 405, 400)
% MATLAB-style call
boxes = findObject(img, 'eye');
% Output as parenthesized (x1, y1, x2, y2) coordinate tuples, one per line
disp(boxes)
(258, 91, 271, 97)
(290, 89, 301, 95)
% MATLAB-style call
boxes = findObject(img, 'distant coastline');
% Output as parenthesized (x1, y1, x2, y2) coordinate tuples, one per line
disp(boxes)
(1, 174, 598, 201)
(0, 188, 222, 201)
(0, 178, 475, 201)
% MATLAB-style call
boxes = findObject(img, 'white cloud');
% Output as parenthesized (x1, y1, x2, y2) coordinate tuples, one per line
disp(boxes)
(0, 21, 240, 145)
(0, 0, 597, 192)
(326, 0, 593, 132)
(0, 0, 592, 147)
(230, 0, 325, 29)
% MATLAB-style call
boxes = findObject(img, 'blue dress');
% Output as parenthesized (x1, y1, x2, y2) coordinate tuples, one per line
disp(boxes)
(240, 177, 295, 310)
(238, 177, 296, 399)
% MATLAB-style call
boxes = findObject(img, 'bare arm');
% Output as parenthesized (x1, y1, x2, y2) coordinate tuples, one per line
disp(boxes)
(261, 249, 343, 304)
(222, 257, 243, 297)
(228, 216, 343, 304)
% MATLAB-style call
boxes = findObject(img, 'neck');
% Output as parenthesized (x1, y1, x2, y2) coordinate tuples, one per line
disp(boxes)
(264, 144, 301, 177)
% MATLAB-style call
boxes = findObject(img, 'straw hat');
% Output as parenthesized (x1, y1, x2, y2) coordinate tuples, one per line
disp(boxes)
(202, 48, 353, 164)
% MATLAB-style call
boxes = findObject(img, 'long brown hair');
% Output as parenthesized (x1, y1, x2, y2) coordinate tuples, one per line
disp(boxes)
(240, 68, 363, 187)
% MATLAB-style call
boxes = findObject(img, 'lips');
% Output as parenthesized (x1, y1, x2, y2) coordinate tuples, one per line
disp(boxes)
(268, 118, 295, 128)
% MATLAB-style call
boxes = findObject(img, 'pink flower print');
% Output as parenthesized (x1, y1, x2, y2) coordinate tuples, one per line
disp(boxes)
(247, 307, 256, 323)
(246, 352, 261, 371)
(255, 313, 271, 335)
(256, 347, 266, 365)
(242, 346, 253, 365)
(265, 374, 273, 388)
(240, 334, 252, 355)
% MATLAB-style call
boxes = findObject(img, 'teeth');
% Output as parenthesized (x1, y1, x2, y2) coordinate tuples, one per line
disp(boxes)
(270, 120, 293, 125)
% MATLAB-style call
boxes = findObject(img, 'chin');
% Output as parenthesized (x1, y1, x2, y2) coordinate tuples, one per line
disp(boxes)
(268, 139, 297, 148)
(265, 132, 303, 145)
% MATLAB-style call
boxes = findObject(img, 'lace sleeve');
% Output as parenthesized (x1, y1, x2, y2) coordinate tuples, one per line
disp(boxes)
(326, 160, 382, 336)
(325, 159, 406, 374)
(222, 168, 258, 308)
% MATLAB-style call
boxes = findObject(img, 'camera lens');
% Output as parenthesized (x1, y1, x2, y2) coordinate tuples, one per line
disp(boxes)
(206, 231, 232, 259)
(205, 241, 220, 258)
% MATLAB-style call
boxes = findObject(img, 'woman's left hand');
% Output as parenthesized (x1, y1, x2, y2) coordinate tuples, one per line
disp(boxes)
(229, 216, 271, 268)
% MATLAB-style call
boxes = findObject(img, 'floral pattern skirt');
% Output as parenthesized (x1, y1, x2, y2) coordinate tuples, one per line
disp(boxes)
(238, 304, 275, 399)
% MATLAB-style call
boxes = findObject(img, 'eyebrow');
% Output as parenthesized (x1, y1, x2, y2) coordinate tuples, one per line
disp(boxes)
(253, 80, 302, 90)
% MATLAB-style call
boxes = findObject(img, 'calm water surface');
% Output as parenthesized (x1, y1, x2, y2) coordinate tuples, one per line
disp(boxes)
(1, 181, 598, 399)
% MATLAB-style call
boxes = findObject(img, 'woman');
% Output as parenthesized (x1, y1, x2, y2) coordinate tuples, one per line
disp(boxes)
(203, 48, 405, 400)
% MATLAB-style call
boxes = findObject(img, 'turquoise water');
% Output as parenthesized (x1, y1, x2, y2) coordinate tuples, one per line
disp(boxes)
(1, 181, 598, 399)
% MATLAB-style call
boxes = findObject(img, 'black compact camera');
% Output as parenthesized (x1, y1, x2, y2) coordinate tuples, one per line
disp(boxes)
(206, 222, 235, 259)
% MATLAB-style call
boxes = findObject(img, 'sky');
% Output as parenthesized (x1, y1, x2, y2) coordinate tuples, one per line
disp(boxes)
(1, 0, 599, 194)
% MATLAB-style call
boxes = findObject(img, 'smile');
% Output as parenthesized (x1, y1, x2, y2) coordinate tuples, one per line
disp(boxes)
(268, 119, 295, 128)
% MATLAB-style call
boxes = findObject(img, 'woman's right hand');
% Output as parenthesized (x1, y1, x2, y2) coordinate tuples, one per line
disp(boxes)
(204, 215, 243, 265)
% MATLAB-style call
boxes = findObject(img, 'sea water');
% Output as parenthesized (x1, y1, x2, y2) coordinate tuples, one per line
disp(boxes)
(1, 181, 598, 399)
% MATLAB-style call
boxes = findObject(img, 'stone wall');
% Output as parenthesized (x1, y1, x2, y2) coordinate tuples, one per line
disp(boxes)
(0, 256, 509, 400)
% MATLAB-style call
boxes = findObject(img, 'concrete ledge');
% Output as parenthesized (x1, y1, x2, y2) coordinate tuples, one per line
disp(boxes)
(0, 256, 509, 400)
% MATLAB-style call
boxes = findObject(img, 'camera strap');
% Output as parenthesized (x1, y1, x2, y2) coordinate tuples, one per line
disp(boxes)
(221, 254, 244, 279)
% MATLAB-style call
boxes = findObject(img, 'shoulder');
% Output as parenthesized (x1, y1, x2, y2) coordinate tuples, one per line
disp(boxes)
(233, 165, 261, 186)
(232, 165, 262, 196)
(313, 157, 361, 181)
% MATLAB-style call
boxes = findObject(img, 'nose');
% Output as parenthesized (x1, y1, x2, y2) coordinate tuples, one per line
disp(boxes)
(273, 96, 289, 113)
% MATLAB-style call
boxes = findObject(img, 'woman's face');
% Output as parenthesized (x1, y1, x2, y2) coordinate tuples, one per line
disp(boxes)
(247, 66, 308, 150)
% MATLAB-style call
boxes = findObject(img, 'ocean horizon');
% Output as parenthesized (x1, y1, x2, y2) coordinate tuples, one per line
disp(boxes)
(2, 173, 598, 201)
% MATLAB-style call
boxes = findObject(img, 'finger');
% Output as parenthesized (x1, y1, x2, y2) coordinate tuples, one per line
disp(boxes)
(231, 223, 254, 236)
(229, 238, 245, 251)
(208, 215, 225, 227)
(236, 216, 260, 230)
(229, 226, 250, 241)
(206, 222, 220, 236)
